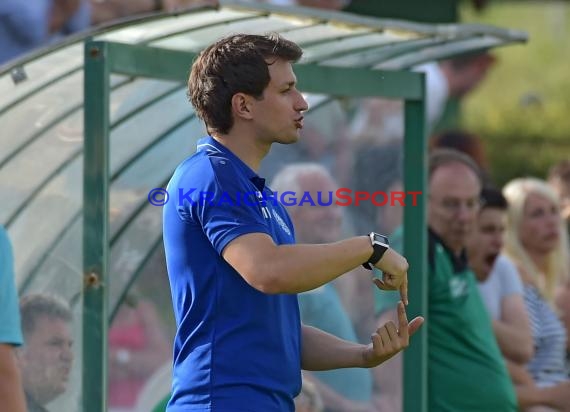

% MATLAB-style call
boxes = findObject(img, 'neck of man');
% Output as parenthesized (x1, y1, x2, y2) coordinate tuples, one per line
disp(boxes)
(472, 266, 488, 282)
(211, 128, 271, 172)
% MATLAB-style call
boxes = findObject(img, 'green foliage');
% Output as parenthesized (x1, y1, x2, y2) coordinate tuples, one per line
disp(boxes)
(460, 2, 570, 186)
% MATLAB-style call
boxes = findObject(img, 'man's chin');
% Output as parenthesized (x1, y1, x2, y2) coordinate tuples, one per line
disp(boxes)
(274, 133, 300, 145)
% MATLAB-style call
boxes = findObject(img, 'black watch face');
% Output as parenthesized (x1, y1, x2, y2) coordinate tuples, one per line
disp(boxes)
(374, 233, 389, 246)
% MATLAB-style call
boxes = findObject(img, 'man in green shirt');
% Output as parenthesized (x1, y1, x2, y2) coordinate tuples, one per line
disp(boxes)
(374, 148, 517, 411)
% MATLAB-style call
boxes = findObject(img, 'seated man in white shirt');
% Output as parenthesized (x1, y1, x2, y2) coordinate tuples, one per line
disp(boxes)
(466, 186, 534, 364)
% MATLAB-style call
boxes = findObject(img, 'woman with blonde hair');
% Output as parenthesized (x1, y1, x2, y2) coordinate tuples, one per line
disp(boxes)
(503, 177, 570, 411)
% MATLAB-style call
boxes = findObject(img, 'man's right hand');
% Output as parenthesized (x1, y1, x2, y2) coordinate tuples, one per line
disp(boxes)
(372, 249, 409, 305)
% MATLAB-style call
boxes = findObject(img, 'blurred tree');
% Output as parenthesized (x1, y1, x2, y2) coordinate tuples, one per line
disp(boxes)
(460, 2, 570, 186)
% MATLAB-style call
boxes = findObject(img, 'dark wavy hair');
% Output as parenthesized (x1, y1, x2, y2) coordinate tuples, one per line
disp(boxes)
(188, 33, 303, 135)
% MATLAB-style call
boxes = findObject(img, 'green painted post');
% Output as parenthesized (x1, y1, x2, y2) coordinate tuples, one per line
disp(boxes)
(83, 40, 110, 412)
(403, 73, 428, 412)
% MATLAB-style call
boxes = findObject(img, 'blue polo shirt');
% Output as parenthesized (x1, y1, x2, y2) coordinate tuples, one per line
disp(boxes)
(163, 136, 301, 412)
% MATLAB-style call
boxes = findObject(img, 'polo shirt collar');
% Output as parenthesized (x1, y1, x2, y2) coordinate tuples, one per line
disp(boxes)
(196, 136, 266, 191)
(428, 227, 469, 273)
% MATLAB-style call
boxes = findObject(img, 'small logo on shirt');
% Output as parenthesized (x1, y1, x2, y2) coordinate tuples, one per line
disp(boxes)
(449, 277, 469, 299)
(272, 209, 291, 236)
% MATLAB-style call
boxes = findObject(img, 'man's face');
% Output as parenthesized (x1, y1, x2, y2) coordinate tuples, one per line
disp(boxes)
(467, 208, 506, 280)
(249, 59, 308, 145)
(428, 162, 481, 253)
(289, 172, 342, 244)
(18, 316, 74, 405)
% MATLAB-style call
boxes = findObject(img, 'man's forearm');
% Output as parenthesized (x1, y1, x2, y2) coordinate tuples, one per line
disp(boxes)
(224, 232, 409, 295)
(0, 345, 27, 412)
(301, 325, 365, 371)
(225, 235, 373, 294)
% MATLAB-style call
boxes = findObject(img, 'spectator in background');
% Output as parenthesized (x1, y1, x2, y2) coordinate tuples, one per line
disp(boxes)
(90, 0, 218, 26)
(466, 186, 534, 365)
(348, 54, 496, 147)
(271, 163, 376, 412)
(430, 129, 489, 172)
(348, 140, 403, 238)
(502, 177, 570, 411)
(374, 149, 518, 412)
(17, 294, 74, 412)
(0, 0, 218, 66)
(0, 0, 91, 65)
(0, 226, 27, 412)
(108, 293, 171, 412)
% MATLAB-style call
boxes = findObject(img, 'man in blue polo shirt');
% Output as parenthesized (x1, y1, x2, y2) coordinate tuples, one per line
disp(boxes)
(162, 33, 424, 412)
(0, 225, 27, 412)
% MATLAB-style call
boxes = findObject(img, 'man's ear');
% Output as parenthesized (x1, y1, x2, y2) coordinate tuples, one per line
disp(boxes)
(231, 93, 254, 121)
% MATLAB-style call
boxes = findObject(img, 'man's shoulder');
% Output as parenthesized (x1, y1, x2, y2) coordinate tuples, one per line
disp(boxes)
(170, 151, 239, 187)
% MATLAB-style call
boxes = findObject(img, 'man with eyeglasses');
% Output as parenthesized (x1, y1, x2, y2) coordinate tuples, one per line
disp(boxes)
(374, 148, 518, 411)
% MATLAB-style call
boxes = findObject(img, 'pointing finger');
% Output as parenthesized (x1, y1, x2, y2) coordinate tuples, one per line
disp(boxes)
(397, 301, 409, 343)
(400, 274, 408, 305)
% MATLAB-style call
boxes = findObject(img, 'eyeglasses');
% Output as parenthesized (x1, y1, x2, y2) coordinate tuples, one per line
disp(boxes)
(431, 196, 482, 215)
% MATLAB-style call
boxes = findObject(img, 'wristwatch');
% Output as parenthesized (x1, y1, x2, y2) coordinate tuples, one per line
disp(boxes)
(362, 232, 390, 270)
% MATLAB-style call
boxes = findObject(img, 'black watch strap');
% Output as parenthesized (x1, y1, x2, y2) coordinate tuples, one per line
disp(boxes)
(362, 232, 390, 270)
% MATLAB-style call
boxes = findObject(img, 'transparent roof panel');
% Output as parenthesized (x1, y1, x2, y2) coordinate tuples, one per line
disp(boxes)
(0, 0, 526, 305)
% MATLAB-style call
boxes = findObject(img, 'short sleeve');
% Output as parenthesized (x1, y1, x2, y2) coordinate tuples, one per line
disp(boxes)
(496, 255, 524, 297)
(176, 158, 272, 255)
(0, 227, 23, 346)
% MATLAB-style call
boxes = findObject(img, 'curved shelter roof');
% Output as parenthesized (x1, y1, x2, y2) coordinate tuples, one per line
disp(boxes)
(0, 2, 526, 411)
(0, 0, 527, 303)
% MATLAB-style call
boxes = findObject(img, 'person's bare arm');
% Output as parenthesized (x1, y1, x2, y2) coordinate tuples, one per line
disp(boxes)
(222, 233, 408, 298)
(514, 379, 570, 410)
(555, 280, 570, 353)
(506, 359, 534, 386)
(0, 344, 26, 412)
(493, 294, 534, 364)
(301, 302, 422, 371)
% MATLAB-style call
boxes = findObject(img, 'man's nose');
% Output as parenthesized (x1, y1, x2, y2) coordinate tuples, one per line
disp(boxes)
(295, 90, 309, 112)
(61, 345, 74, 362)
(457, 204, 474, 221)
